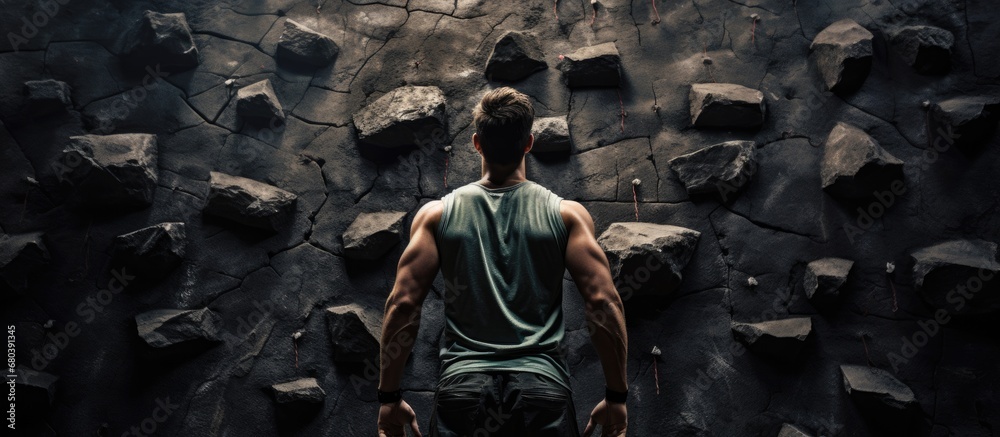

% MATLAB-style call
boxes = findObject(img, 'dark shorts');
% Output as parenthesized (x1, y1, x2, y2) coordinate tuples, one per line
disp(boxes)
(430, 372, 579, 437)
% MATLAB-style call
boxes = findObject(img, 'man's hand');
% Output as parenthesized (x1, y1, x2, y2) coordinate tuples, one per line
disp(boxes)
(583, 399, 627, 437)
(377, 400, 422, 437)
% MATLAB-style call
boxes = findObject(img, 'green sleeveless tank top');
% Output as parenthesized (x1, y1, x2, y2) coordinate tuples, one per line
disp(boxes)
(435, 180, 570, 389)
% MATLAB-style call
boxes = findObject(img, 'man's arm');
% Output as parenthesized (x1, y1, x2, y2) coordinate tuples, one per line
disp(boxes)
(561, 200, 628, 437)
(376, 200, 442, 437)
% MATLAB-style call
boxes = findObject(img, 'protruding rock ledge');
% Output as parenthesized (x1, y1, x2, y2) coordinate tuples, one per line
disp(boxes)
(597, 222, 700, 297)
(557, 42, 622, 88)
(24, 79, 71, 116)
(136, 308, 223, 349)
(13, 367, 58, 408)
(342, 211, 407, 260)
(777, 423, 813, 437)
(689, 83, 765, 129)
(59, 134, 159, 209)
(121, 10, 200, 72)
(203, 171, 298, 232)
(112, 222, 187, 280)
(840, 364, 919, 428)
(0, 232, 50, 295)
(531, 116, 571, 153)
(669, 140, 757, 199)
(353, 86, 448, 149)
(326, 304, 381, 363)
(731, 317, 812, 358)
(278, 19, 339, 67)
(930, 97, 1000, 151)
(804, 257, 853, 304)
(811, 19, 873, 94)
(910, 239, 1000, 314)
(270, 378, 326, 404)
(820, 122, 903, 199)
(889, 25, 954, 75)
(485, 31, 547, 82)
(236, 79, 284, 125)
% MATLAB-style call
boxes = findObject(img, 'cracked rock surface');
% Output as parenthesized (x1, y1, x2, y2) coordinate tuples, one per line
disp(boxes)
(2, 0, 999, 435)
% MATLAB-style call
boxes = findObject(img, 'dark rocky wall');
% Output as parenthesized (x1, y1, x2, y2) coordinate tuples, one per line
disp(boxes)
(1, 0, 999, 436)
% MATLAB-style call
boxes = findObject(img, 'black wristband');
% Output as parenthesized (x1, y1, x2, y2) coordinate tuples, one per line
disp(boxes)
(377, 389, 402, 404)
(605, 387, 628, 404)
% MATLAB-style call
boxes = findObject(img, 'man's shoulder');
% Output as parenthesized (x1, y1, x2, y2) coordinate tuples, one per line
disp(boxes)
(557, 198, 585, 215)
(414, 200, 444, 227)
(557, 199, 590, 231)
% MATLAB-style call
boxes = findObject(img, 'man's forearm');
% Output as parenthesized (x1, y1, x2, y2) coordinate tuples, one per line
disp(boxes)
(378, 296, 422, 392)
(586, 295, 628, 392)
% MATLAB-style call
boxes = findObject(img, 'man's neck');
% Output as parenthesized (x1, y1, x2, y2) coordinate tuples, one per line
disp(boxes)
(478, 158, 528, 189)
